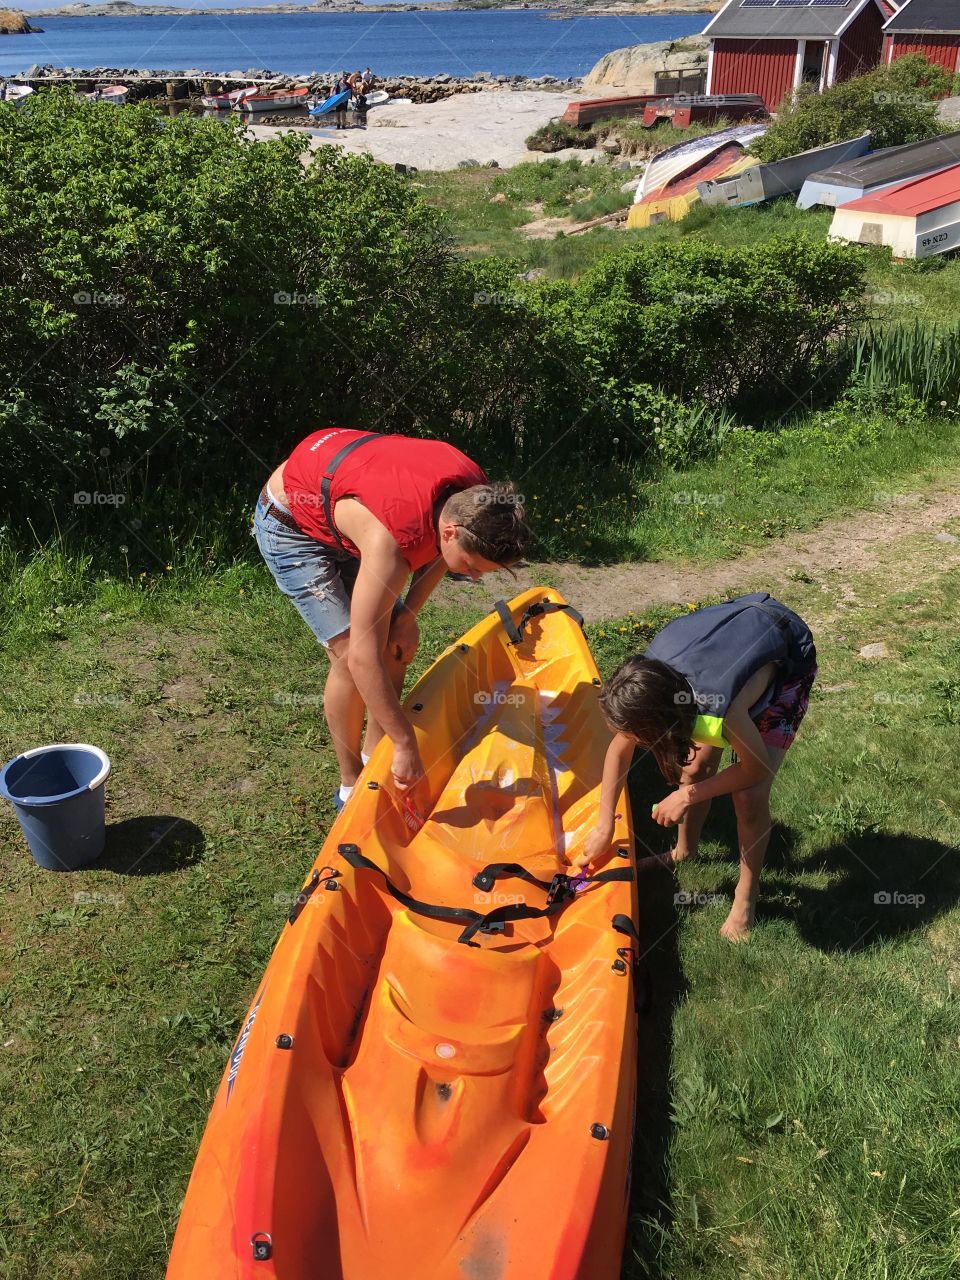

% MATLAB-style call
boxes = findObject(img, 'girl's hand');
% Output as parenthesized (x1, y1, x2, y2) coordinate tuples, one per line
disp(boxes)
(573, 824, 614, 871)
(652, 786, 693, 827)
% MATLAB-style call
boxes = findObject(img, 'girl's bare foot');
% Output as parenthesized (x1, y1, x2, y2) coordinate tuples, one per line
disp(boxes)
(635, 847, 695, 874)
(720, 900, 755, 942)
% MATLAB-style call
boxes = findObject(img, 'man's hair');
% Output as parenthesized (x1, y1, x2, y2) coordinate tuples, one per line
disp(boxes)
(599, 656, 697, 783)
(441, 482, 530, 567)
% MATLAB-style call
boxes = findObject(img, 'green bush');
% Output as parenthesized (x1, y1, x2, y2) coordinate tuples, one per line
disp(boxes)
(536, 235, 867, 444)
(525, 120, 596, 153)
(0, 91, 463, 504)
(0, 92, 871, 535)
(751, 55, 955, 164)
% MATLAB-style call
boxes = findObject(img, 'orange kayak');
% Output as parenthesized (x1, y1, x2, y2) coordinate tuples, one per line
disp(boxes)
(167, 588, 639, 1280)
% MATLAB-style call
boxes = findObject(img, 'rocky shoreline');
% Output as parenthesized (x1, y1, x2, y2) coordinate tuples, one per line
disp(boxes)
(33, 0, 719, 15)
(5, 65, 582, 109)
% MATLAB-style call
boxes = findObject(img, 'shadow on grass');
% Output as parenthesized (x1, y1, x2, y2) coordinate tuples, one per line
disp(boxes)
(682, 793, 959, 951)
(99, 815, 205, 875)
(619, 768, 959, 1275)
(623, 751, 686, 1280)
(772, 831, 960, 953)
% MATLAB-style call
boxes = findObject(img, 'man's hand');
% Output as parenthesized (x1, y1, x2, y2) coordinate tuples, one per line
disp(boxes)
(391, 738, 425, 791)
(388, 602, 420, 665)
(652, 786, 693, 827)
(572, 823, 615, 871)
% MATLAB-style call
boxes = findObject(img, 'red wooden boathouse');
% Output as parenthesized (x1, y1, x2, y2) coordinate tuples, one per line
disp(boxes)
(704, 0, 898, 112)
(884, 0, 960, 74)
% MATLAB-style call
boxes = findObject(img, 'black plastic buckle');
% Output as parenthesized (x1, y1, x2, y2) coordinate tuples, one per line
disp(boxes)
(478, 919, 507, 935)
(546, 873, 575, 906)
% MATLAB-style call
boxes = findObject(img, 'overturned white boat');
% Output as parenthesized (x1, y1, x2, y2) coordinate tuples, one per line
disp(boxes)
(699, 133, 872, 208)
(830, 164, 960, 260)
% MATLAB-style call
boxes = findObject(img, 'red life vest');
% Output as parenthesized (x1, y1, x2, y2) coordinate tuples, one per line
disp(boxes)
(283, 428, 487, 570)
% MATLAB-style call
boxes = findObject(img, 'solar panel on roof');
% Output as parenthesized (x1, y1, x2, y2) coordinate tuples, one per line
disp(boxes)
(741, 0, 851, 6)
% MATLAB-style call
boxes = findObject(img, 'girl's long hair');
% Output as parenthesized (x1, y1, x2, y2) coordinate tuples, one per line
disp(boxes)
(599, 656, 697, 784)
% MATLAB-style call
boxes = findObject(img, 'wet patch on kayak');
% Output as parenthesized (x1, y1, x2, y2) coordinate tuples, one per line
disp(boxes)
(459, 1227, 507, 1280)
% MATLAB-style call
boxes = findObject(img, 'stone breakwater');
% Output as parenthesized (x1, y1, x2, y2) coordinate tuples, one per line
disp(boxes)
(6, 65, 581, 105)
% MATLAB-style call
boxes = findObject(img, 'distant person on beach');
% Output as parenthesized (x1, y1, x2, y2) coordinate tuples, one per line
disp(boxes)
(353, 87, 368, 128)
(362, 66, 376, 90)
(579, 593, 817, 943)
(334, 72, 350, 129)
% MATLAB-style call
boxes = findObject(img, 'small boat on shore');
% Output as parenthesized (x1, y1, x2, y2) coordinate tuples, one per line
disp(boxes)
(699, 133, 872, 209)
(641, 92, 767, 130)
(80, 84, 129, 105)
(236, 85, 310, 113)
(628, 123, 767, 228)
(201, 85, 257, 110)
(797, 131, 960, 209)
(830, 164, 960, 260)
(308, 88, 350, 117)
(1, 83, 34, 107)
(561, 93, 662, 128)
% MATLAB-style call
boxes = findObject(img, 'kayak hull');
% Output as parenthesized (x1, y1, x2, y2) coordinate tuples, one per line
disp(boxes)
(308, 89, 350, 117)
(167, 589, 639, 1280)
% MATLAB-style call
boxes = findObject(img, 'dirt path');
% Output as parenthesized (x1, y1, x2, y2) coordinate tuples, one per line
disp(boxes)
(438, 482, 960, 621)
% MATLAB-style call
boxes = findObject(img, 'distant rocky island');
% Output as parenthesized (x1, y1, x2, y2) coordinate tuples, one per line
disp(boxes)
(33, 0, 720, 16)
(0, 7, 41, 30)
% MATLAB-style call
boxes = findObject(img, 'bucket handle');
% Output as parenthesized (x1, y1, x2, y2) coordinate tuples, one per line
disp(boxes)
(17, 743, 111, 791)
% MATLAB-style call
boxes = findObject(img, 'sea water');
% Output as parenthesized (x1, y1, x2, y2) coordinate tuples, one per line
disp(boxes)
(0, 10, 706, 79)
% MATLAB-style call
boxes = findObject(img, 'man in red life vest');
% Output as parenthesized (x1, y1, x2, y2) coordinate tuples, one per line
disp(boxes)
(254, 429, 530, 811)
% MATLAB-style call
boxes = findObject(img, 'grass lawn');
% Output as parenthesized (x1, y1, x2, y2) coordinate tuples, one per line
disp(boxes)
(23, 407, 960, 581)
(420, 158, 960, 329)
(1, 533, 958, 1278)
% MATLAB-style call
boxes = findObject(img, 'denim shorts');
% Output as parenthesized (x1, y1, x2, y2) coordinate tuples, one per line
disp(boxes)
(252, 493, 359, 647)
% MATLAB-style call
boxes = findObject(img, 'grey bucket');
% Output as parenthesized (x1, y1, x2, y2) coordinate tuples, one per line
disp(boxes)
(0, 743, 111, 870)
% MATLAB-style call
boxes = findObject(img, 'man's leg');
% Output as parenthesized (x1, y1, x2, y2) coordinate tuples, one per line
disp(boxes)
(324, 630, 364, 789)
(721, 745, 787, 942)
(672, 743, 723, 862)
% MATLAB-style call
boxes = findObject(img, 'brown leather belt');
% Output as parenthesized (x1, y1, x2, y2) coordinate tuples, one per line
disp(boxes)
(259, 485, 301, 531)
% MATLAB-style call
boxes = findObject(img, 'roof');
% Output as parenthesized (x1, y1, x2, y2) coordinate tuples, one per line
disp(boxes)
(705, 0, 887, 41)
(811, 130, 960, 184)
(884, 0, 960, 34)
(838, 161, 960, 213)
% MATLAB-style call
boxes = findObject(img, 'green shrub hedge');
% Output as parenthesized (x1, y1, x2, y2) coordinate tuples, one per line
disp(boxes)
(1, 91, 869, 529)
(751, 55, 956, 165)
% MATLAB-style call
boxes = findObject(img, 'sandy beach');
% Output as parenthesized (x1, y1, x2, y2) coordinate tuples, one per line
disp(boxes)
(246, 87, 603, 170)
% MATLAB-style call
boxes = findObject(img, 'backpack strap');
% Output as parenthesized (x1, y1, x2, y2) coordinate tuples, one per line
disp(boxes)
(321, 433, 379, 551)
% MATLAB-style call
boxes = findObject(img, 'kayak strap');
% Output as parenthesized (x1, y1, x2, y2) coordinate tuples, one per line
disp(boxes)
(611, 913, 651, 1015)
(494, 599, 584, 647)
(460, 860, 640, 952)
(335, 844, 634, 948)
(336, 842, 482, 929)
(473, 861, 634, 901)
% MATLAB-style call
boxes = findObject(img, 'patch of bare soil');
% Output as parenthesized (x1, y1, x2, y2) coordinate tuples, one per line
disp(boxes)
(438, 486, 960, 622)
